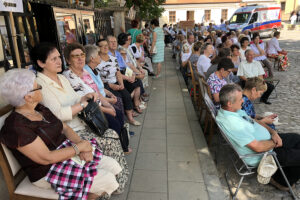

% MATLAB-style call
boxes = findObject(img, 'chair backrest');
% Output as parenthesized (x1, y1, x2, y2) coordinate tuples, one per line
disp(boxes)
(204, 93, 217, 119)
(0, 106, 24, 196)
(188, 61, 196, 84)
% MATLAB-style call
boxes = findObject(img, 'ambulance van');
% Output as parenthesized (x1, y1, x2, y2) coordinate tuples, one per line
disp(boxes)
(228, 5, 281, 37)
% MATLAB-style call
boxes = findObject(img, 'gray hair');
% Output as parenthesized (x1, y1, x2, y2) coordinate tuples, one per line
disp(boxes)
(84, 45, 99, 64)
(219, 83, 242, 108)
(0, 69, 36, 107)
(245, 49, 253, 57)
(107, 35, 116, 42)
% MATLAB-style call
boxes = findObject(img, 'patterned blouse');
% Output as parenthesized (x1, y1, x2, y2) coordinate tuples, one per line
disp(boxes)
(63, 69, 99, 98)
(207, 72, 227, 108)
(96, 55, 120, 84)
(242, 95, 256, 118)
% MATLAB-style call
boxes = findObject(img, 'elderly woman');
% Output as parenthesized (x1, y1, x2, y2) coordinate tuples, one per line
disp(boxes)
(250, 32, 274, 78)
(130, 33, 154, 76)
(207, 58, 234, 109)
(150, 19, 165, 78)
(118, 33, 149, 89)
(0, 69, 122, 199)
(189, 41, 202, 66)
(242, 77, 277, 130)
(266, 31, 289, 71)
(62, 43, 131, 155)
(97, 38, 142, 125)
(31, 43, 129, 194)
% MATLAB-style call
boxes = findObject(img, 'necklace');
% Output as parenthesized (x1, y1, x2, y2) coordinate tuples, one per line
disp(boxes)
(16, 110, 50, 123)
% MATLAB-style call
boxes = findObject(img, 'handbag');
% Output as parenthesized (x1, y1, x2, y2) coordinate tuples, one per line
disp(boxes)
(152, 45, 157, 54)
(78, 98, 109, 137)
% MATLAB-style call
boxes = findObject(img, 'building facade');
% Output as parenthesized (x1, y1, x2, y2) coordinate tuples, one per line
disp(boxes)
(160, 0, 279, 25)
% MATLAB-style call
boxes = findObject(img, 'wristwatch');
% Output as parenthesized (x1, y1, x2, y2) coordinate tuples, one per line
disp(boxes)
(80, 102, 85, 109)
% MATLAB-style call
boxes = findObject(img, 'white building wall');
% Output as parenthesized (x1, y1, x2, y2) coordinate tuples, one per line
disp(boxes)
(176, 10, 187, 22)
(161, 3, 240, 25)
(194, 10, 204, 23)
(211, 8, 221, 24)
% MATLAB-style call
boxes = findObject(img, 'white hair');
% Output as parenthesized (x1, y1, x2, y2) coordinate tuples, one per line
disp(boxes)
(0, 69, 36, 107)
(84, 45, 99, 64)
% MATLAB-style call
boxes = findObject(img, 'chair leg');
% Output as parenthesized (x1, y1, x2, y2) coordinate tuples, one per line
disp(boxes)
(204, 110, 209, 134)
(273, 155, 297, 200)
(224, 169, 245, 200)
(208, 117, 214, 146)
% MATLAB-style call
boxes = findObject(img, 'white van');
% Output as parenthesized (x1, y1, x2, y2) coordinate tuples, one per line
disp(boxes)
(228, 5, 281, 37)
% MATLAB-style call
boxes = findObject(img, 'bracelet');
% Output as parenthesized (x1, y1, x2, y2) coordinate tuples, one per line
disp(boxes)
(72, 143, 80, 155)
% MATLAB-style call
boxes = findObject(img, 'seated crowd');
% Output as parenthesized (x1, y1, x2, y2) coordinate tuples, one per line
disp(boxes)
(172, 26, 297, 192)
(0, 22, 162, 199)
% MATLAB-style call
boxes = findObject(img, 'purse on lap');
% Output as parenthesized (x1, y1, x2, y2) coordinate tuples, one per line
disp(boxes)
(78, 98, 109, 137)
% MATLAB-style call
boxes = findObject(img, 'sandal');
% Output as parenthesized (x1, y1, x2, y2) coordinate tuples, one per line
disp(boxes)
(134, 106, 143, 114)
(124, 147, 133, 155)
(129, 120, 141, 126)
(139, 104, 147, 110)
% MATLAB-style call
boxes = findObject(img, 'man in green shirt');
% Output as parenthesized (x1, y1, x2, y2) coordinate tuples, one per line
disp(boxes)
(216, 83, 300, 191)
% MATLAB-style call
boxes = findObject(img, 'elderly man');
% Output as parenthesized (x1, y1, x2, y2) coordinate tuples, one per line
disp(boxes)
(237, 49, 274, 104)
(197, 43, 214, 77)
(216, 84, 300, 191)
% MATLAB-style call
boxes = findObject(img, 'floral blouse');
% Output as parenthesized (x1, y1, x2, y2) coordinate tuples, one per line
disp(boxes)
(242, 95, 256, 118)
(63, 68, 99, 97)
(96, 55, 120, 84)
(207, 72, 227, 108)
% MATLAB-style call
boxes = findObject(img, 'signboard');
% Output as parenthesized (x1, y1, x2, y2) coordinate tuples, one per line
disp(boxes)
(179, 21, 195, 29)
(0, 0, 23, 13)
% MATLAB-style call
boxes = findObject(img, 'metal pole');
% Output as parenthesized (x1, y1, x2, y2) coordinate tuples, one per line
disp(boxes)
(8, 12, 21, 68)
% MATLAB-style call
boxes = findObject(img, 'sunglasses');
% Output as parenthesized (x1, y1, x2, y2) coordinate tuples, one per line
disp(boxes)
(71, 53, 86, 59)
(29, 84, 42, 93)
(242, 116, 254, 124)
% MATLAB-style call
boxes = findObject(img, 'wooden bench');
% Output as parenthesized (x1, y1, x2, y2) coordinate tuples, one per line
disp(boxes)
(0, 106, 58, 200)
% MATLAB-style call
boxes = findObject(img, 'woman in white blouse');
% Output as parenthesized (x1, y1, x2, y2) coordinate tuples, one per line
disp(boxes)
(239, 37, 250, 61)
(267, 31, 289, 71)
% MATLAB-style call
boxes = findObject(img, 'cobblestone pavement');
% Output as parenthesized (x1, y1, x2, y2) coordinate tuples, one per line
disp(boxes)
(212, 30, 300, 200)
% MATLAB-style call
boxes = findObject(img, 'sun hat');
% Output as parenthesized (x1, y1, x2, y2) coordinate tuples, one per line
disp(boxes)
(257, 153, 278, 184)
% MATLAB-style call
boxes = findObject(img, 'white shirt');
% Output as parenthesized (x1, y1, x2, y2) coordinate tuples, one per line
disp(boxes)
(267, 37, 282, 55)
(216, 37, 222, 47)
(250, 43, 267, 61)
(197, 55, 211, 76)
(237, 60, 265, 78)
(36, 73, 84, 131)
(181, 52, 191, 63)
(239, 46, 251, 61)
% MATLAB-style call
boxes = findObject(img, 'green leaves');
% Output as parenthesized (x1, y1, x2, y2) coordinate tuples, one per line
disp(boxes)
(95, 0, 165, 20)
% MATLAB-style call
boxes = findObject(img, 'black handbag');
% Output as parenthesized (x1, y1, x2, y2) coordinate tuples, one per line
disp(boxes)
(78, 98, 109, 137)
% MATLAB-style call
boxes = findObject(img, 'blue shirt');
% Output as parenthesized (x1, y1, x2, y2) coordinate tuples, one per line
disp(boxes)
(242, 95, 256, 119)
(216, 109, 272, 166)
(83, 64, 106, 97)
(109, 50, 127, 70)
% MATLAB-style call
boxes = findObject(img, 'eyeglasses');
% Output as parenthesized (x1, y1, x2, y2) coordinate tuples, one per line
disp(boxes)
(242, 116, 254, 124)
(71, 53, 86, 59)
(29, 84, 42, 93)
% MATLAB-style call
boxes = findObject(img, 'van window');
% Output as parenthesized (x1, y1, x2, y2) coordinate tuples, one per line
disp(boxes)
(249, 13, 258, 24)
(229, 12, 251, 24)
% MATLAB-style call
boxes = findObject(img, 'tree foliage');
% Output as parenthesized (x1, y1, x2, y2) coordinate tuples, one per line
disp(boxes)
(126, 0, 165, 20)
